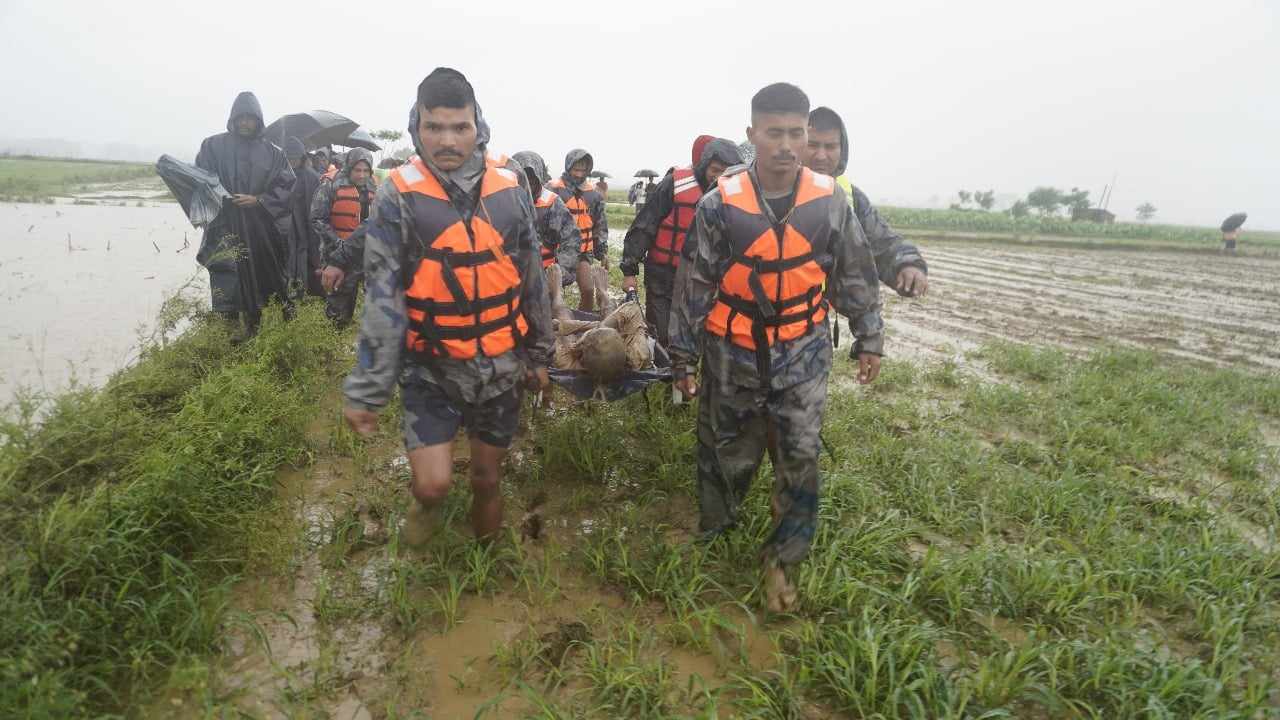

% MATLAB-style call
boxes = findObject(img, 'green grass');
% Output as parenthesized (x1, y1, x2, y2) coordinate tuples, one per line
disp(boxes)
(0, 301, 343, 717)
(8, 262, 1280, 716)
(0, 155, 155, 201)
(880, 205, 1280, 249)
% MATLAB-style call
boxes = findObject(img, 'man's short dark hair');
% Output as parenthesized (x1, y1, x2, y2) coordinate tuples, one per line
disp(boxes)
(751, 83, 810, 117)
(808, 106, 842, 133)
(417, 68, 476, 111)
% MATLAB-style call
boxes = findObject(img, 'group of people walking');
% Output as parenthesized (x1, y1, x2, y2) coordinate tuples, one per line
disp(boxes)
(193, 67, 930, 610)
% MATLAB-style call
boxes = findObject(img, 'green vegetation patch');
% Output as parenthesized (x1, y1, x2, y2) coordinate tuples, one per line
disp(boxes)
(0, 302, 343, 717)
(0, 155, 156, 200)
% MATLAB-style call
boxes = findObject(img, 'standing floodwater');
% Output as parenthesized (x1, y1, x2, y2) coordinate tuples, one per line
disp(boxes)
(0, 202, 199, 403)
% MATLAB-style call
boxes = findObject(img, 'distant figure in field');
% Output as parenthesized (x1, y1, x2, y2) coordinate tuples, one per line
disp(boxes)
(194, 91, 296, 336)
(1220, 212, 1247, 255)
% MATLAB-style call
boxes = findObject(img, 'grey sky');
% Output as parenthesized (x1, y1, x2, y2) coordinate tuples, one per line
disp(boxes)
(2, 0, 1275, 227)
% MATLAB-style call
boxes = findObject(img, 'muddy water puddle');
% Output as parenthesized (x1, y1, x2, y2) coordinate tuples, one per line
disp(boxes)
(0, 202, 201, 402)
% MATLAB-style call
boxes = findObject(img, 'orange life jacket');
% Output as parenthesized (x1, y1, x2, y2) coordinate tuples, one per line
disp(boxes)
(548, 178, 598, 255)
(650, 166, 701, 268)
(329, 183, 371, 240)
(705, 168, 834, 376)
(390, 156, 529, 361)
(533, 188, 560, 268)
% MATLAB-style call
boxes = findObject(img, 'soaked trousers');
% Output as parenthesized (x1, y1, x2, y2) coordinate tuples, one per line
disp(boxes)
(324, 274, 362, 328)
(642, 263, 675, 347)
(696, 370, 828, 566)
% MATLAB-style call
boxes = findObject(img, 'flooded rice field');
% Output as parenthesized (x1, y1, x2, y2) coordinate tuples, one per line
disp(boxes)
(881, 240, 1280, 370)
(0, 201, 200, 402)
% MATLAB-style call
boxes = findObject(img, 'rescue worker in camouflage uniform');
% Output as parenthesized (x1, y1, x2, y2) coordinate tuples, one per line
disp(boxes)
(547, 149, 609, 311)
(669, 83, 884, 612)
(803, 106, 929, 298)
(512, 150, 581, 282)
(312, 147, 378, 327)
(621, 136, 743, 345)
(343, 68, 553, 544)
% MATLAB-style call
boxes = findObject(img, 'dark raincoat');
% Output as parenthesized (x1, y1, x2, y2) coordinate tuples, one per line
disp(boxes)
(194, 92, 296, 313)
(285, 137, 323, 297)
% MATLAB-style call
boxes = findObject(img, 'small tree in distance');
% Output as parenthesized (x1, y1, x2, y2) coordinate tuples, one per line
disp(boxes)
(1026, 187, 1063, 217)
(1136, 202, 1157, 222)
(974, 189, 996, 211)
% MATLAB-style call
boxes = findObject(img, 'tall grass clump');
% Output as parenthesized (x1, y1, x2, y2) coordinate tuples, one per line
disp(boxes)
(0, 301, 343, 717)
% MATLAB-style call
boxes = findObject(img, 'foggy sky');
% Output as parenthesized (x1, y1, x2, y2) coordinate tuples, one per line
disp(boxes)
(1, 0, 1275, 228)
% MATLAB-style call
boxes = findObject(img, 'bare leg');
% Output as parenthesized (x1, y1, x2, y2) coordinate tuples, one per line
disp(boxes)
(576, 259, 595, 312)
(468, 437, 508, 540)
(404, 440, 455, 547)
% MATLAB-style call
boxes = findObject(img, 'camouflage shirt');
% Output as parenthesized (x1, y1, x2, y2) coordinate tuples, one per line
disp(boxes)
(669, 164, 884, 391)
(311, 175, 379, 268)
(535, 189, 583, 274)
(342, 170, 555, 411)
(845, 181, 929, 294)
(548, 178, 609, 262)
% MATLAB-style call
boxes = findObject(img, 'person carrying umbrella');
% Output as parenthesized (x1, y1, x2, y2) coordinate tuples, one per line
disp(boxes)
(803, 106, 929, 299)
(312, 147, 378, 327)
(194, 91, 297, 337)
(341, 68, 553, 547)
(547, 149, 609, 311)
(621, 136, 742, 346)
(1221, 212, 1247, 255)
(669, 83, 884, 612)
(284, 137, 324, 299)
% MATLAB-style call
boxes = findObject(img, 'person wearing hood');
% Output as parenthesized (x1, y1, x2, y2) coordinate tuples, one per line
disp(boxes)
(547, 149, 609, 311)
(513, 150, 580, 282)
(311, 147, 378, 327)
(342, 68, 553, 546)
(669, 83, 884, 613)
(284, 137, 324, 298)
(804, 106, 928, 298)
(194, 91, 296, 335)
(311, 148, 331, 175)
(621, 136, 742, 346)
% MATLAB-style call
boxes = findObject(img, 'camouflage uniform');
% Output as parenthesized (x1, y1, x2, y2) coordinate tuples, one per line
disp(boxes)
(548, 148, 608, 265)
(809, 106, 929, 295)
(513, 151, 581, 277)
(343, 95, 553, 451)
(668, 164, 883, 567)
(311, 148, 378, 327)
(621, 138, 742, 346)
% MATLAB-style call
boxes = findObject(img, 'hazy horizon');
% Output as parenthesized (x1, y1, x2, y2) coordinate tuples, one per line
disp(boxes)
(2, 0, 1275, 228)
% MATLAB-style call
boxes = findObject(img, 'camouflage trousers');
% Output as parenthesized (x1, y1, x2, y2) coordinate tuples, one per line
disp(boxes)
(696, 370, 828, 566)
(324, 274, 362, 328)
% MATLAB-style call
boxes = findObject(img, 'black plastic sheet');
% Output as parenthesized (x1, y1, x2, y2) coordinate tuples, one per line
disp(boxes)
(154, 154, 230, 228)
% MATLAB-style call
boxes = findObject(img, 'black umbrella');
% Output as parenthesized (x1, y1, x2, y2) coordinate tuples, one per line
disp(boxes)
(634, 169, 659, 179)
(588, 170, 611, 179)
(340, 128, 381, 152)
(1220, 212, 1247, 233)
(154, 154, 229, 228)
(263, 110, 359, 150)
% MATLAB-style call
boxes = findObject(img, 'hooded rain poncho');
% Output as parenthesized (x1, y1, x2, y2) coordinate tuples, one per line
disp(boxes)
(194, 91, 297, 314)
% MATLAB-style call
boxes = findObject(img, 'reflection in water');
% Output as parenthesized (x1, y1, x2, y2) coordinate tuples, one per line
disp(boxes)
(0, 202, 200, 402)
